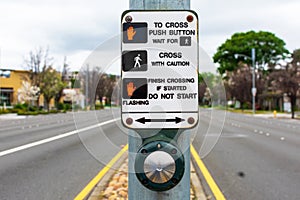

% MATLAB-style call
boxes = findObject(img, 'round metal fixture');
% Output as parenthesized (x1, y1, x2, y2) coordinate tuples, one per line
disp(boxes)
(187, 15, 194, 22)
(144, 151, 176, 184)
(188, 117, 195, 124)
(125, 15, 133, 23)
(135, 141, 185, 191)
(126, 118, 133, 125)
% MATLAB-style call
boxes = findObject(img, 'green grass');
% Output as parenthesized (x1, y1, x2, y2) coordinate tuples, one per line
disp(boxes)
(228, 109, 275, 114)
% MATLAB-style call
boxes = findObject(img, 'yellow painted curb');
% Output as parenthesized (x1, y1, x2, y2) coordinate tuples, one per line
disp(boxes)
(191, 145, 226, 200)
(74, 144, 128, 200)
(75, 144, 225, 200)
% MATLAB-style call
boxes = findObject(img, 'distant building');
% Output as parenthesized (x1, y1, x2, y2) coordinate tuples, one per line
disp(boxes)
(0, 69, 30, 106)
(0, 68, 86, 110)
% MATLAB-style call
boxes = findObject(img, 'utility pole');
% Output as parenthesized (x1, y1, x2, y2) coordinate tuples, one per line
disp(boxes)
(128, 1, 192, 200)
(234, 48, 256, 114)
(251, 48, 256, 114)
(0, 47, 2, 106)
(85, 65, 89, 108)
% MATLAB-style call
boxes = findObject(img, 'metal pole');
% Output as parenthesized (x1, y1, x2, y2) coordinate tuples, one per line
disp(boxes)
(86, 65, 89, 108)
(128, 1, 191, 200)
(251, 48, 256, 114)
(0, 47, 1, 106)
(0, 47, 2, 106)
(130, 0, 190, 10)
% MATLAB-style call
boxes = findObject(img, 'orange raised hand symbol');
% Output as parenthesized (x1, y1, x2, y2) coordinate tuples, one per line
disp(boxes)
(127, 82, 136, 97)
(127, 26, 136, 41)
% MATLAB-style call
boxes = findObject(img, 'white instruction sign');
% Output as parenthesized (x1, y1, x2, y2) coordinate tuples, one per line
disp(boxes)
(121, 10, 199, 129)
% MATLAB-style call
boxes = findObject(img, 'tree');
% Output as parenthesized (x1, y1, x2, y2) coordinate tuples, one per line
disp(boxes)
(198, 72, 216, 105)
(55, 56, 69, 107)
(17, 81, 40, 104)
(213, 31, 290, 108)
(225, 64, 266, 108)
(270, 49, 300, 118)
(213, 31, 289, 75)
(25, 47, 53, 86)
(198, 72, 226, 106)
(80, 65, 103, 107)
(24, 47, 53, 106)
(39, 67, 65, 111)
(79, 65, 118, 107)
(96, 74, 117, 105)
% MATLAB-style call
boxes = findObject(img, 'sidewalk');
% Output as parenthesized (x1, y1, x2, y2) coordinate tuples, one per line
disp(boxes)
(252, 113, 300, 122)
(253, 113, 291, 119)
(88, 153, 207, 200)
(0, 113, 28, 120)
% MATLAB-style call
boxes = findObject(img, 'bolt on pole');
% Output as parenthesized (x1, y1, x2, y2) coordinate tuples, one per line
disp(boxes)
(127, 0, 192, 200)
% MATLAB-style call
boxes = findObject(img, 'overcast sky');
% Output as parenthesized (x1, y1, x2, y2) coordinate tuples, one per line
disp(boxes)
(0, 0, 299, 74)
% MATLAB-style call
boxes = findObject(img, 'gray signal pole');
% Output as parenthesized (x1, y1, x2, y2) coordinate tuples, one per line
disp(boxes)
(128, 0, 191, 200)
(235, 48, 256, 114)
(130, 0, 190, 10)
(251, 48, 256, 114)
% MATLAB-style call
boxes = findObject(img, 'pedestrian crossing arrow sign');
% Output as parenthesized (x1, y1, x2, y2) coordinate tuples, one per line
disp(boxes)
(121, 10, 199, 129)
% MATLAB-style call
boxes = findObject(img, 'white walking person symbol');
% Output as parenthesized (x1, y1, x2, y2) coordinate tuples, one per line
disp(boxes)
(134, 54, 142, 68)
(185, 38, 189, 45)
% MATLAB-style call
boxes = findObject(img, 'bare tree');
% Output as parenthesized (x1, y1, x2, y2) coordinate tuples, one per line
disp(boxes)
(24, 47, 53, 106)
(25, 47, 53, 86)
(79, 64, 118, 108)
(55, 56, 69, 107)
(80, 65, 103, 107)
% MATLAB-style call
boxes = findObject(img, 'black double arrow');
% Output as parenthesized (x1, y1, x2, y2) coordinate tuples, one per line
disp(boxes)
(136, 117, 185, 124)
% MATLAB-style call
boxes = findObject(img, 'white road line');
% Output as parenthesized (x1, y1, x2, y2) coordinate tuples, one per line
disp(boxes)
(0, 118, 120, 157)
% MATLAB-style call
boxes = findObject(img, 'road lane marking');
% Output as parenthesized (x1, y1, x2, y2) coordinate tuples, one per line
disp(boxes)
(0, 118, 120, 157)
(74, 144, 128, 200)
(74, 142, 225, 200)
(191, 145, 226, 200)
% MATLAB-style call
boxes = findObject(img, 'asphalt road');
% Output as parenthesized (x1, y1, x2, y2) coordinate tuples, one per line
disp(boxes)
(1, 108, 299, 200)
(193, 109, 300, 200)
(0, 109, 127, 200)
